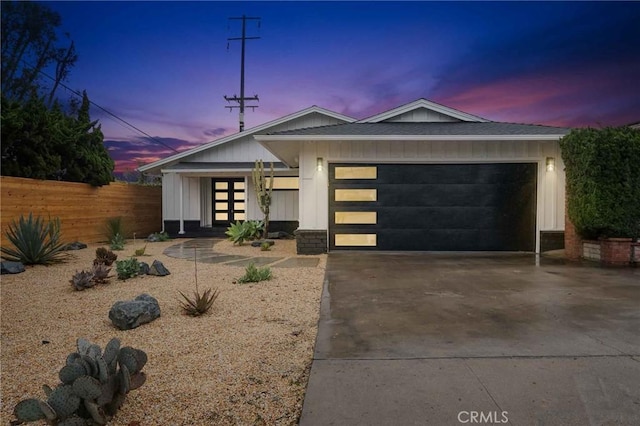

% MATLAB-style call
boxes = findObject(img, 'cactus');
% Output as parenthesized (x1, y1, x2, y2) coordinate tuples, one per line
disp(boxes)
(12, 337, 148, 424)
(70, 270, 96, 291)
(251, 159, 274, 236)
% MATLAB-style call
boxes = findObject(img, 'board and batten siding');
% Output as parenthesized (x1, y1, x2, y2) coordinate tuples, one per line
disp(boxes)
(385, 109, 460, 123)
(162, 173, 200, 220)
(299, 139, 565, 252)
(246, 179, 298, 222)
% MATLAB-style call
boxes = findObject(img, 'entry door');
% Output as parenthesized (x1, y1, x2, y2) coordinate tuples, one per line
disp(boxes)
(212, 178, 245, 225)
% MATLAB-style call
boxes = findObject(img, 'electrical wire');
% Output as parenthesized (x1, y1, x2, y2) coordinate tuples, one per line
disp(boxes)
(18, 59, 179, 153)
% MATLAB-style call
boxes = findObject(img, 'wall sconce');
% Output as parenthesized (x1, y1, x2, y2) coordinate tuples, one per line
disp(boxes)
(546, 157, 555, 172)
(316, 157, 323, 171)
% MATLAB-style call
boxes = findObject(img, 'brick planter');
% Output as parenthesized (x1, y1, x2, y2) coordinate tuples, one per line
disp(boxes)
(295, 229, 327, 255)
(582, 238, 635, 266)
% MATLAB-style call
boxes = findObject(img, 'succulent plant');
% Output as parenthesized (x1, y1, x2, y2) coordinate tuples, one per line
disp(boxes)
(91, 264, 111, 284)
(70, 270, 96, 291)
(12, 337, 148, 425)
(94, 247, 117, 266)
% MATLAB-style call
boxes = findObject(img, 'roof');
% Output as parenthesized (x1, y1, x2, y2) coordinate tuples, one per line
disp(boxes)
(266, 121, 572, 137)
(138, 105, 355, 173)
(162, 162, 288, 171)
(358, 98, 489, 123)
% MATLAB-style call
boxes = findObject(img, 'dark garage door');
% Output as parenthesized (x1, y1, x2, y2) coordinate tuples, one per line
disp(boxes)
(329, 163, 537, 251)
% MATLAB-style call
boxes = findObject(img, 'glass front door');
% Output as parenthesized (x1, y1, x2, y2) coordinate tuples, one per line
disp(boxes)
(212, 178, 245, 224)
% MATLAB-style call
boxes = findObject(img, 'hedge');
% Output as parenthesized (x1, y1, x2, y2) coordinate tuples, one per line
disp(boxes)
(560, 126, 640, 239)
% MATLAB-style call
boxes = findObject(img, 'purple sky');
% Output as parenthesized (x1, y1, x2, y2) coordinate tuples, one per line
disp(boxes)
(44, 1, 640, 172)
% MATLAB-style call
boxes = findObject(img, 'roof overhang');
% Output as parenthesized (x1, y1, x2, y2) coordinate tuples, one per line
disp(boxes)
(255, 133, 566, 167)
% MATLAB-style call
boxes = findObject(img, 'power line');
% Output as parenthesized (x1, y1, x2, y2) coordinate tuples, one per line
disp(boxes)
(17, 59, 179, 153)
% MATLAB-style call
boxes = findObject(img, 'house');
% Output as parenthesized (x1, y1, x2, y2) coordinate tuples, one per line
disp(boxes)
(138, 99, 570, 254)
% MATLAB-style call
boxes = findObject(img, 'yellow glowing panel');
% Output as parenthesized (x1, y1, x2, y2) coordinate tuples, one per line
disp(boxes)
(234, 202, 245, 211)
(335, 234, 377, 247)
(215, 192, 228, 200)
(234, 212, 246, 221)
(270, 177, 299, 190)
(215, 213, 228, 221)
(335, 167, 377, 179)
(234, 192, 245, 200)
(215, 202, 228, 210)
(215, 182, 228, 190)
(335, 189, 377, 202)
(235, 182, 245, 190)
(335, 212, 377, 224)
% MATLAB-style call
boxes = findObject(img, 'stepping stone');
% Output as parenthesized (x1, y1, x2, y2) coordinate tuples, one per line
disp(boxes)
(225, 257, 283, 267)
(273, 257, 320, 268)
(198, 255, 248, 264)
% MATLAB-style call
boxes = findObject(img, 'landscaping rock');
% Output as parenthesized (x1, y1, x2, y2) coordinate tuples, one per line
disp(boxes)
(109, 294, 160, 330)
(0, 261, 25, 274)
(148, 260, 170, 276)
(251, 240, 275, 247)
(146, 233, 161, 242)
(139, 262, 150, 275)
(63, 242, 88, 250)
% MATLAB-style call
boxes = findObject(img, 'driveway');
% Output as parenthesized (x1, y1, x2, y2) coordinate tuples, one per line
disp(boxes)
(300, 253, 640, 425)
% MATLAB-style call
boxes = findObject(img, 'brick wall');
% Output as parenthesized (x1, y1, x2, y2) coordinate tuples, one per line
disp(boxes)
(582, 241, 601, 261)
(295, 229, 327, 255)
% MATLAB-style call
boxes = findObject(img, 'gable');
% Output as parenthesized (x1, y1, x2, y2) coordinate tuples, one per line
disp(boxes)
(358, 98, 488, 123)
(381, 107, 462, 123)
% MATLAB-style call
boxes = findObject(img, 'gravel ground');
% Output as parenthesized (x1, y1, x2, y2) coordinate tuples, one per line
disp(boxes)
(1, 239, 326, 425)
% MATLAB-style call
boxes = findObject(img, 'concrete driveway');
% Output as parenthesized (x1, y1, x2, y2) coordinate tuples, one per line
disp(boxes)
(299, 253, 640, 426)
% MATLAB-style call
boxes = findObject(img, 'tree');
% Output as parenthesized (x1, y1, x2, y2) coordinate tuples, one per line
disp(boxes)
(1, 1, 77, 104)
(1, 91, 114, 186)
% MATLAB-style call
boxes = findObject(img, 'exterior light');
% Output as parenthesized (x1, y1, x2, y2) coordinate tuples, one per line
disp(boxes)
(546, 157, 555, 172)
(317, 157, 323, 171)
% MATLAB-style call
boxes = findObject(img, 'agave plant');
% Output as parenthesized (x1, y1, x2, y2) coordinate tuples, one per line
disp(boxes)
(94, 247, 117, 266)
(1, 213, 67, 265)
(225, 220, 251, 245)
(179, 248, 219, 316)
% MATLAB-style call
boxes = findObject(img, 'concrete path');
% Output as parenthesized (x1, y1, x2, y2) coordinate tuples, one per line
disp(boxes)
(162, 238, 319, 268)
(300, 253, 640, 425)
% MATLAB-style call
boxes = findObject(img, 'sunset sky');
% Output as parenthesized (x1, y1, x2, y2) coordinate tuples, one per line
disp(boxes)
(44, 1, 640, 172)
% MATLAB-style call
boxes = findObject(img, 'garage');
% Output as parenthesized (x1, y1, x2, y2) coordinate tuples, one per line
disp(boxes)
(329, 163, 537, 251)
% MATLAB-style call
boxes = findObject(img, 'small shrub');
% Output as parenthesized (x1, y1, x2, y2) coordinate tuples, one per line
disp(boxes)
(1, 213, 67, 265)
(134, 244, 147, 256)
(105, 216, 126, 241)
(94, 247, 117, 266)
(226, 221, 251, 245)
(237, 263, 272, 284)
(155, 231, 171, 242)
(116, 257, 140, 280)
(246, 220, 264, 240)
(179, 287, 220, 316)
(260, 241, 271, 251)
(110, 233, 125, 251)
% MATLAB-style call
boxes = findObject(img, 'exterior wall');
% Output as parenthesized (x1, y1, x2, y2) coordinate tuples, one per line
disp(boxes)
(246, 178, 299, 221)
(299, 139, 565, 252)
(384, 109, 460, 123)
(162, 173, 200, 221)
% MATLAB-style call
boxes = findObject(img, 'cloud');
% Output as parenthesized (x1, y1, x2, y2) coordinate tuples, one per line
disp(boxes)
(203, 127, 230, 138)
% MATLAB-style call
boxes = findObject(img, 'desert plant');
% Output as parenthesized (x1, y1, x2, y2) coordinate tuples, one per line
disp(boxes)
(225, 221, 251, 245)
(94, 247, 117, 266)
(1, 213, 67, 265)
(260, 241, 271, 251)
(11, 337, 147, 425)
(70, 269, 96, 291)
(110, 233, 125, 251)
(252, 159, 274, 235)
(92, 263, 111, 284)
(134, 244, 147, 256)
(115, 257, 140, 280)
(178, 248, 220, 316)
(104, 216, 126, 241)
(237, 263, 272, 284)
(246, 220, 264, 240)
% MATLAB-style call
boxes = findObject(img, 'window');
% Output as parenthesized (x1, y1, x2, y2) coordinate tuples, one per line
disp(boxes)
(335, 189, 377, 202)
(335, 234, 377, 247)
(335, 166, 377, 179)
(270, 177, 299, 190)
(335, 212, 377, 224)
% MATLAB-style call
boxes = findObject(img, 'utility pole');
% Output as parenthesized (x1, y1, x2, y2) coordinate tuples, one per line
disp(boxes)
(224, 15, 260, 132)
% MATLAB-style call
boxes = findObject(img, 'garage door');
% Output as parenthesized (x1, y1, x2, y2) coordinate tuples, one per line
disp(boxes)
(329, 163, 537, 251)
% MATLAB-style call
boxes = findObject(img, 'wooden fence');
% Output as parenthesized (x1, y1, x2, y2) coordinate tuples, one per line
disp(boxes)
(1, 176, 162, 247)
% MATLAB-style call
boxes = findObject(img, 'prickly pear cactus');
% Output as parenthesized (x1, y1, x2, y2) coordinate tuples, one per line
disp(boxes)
(12, 337, 148, 425)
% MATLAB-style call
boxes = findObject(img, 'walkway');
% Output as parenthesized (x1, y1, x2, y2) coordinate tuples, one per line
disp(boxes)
(162, 238, 320, 268)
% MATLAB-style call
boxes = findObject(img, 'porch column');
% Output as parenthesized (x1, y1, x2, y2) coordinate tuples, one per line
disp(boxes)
(178, 173, 185, 234)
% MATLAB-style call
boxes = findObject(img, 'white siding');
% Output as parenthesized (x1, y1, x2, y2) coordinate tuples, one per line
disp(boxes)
(200, 178, 212, 227)
(298, 139, 566, 252)
(247, 178, 298, 221)
(384, 109, 461, 123)
(161, 173, 200, 220)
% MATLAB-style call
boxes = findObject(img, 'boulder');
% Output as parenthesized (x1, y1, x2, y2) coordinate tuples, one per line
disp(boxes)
(0, 261, 25, 274)
(109, 294, 160, 330)
(138, 262, 150, 275)
(146, 233, 161, 243)
(251, 240, 275, 247)
(148, 260, 170, 276)
(63, 241, 88, 250)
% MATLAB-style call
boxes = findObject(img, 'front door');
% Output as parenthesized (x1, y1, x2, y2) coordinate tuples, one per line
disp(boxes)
(212, 178, 246, 225)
